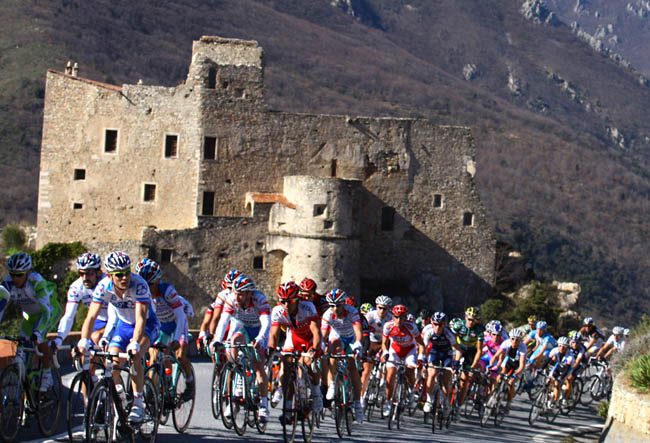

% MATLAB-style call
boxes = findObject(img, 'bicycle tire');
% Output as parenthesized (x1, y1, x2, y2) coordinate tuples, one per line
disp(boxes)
(528, 389, 544, 426)
(210, 361, 221, 419)
(430, 384, 439, 434)
(589, 375, 604, 401)
(388, 377, 403, 430)
(37, 365, 63, 437)
(230, 366, 248, 436)
(545, 386, 560, 424)
(364, 376, 378, 422)
(408, 377, 422, 416)
(172, 363, 195, 433)
(481, 387, 498, 428)
(67, 371, 91, 442)
(494, 382, 508, 427)
(301, 372, 315, 443)
(282, 375, 298, 443)
(144, 364, 165, 423)
(462, 381, 477, 418)
(0, 364, 23, 442)
(334, 374, 345, 438)
(136, 376, 159, 442)
(86, 378, 118, 443)
(219, 362, 234, 429)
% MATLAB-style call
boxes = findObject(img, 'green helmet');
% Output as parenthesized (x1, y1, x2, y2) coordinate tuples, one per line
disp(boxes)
(360, 303, 373, 315)
(450, 317, 465, 334)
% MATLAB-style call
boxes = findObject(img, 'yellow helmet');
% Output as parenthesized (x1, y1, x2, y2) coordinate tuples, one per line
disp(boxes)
(465, 306, 480, 319)
(527, 315, 537, 323)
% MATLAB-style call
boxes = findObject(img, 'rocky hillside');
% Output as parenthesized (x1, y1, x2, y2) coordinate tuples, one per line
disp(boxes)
(1, 0, 650, 325)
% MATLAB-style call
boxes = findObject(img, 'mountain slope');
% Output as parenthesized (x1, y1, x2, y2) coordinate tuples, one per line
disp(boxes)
(1, 0, 649, 324)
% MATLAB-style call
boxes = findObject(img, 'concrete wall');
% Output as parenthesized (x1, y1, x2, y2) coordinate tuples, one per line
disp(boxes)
(603, 375, 650, 442)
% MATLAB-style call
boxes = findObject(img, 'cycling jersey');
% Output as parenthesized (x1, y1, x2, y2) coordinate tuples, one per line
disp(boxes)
(580, 325, 605, 351)
(178, 295, 195, 318)
(497, 338, 527, 370)
(605, 334, 625, 351)
(383, 319, 420, 358)
(151, 281, 187, 342)
(208, 288, 230, 314)
(422, 324, 455, 365)
(321, 304, 361, 344)
(528, 330, 557, 349)
(546, 347, 576, 377)
(366, 309, 393, 343)
(91, 273, 157, 325)
(0, 272, 62, 338)
(272, 300, 318, 351)
(214, 290, 271, 345)
(57, 275, 108, 340)
(456, 322, 485, 352)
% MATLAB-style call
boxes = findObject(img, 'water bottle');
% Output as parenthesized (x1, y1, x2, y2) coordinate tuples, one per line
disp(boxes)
(116, 384, 127, 410)
(15, 347, 25, 381)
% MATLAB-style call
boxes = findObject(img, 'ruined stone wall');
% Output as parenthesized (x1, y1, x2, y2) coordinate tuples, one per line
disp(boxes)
(37, 71, 201, 247)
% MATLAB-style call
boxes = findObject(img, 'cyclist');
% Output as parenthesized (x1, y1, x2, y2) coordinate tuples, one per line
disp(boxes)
(0, 252, 62, 392)
(381, 304, 424, 417)
(360, 303, 373, 316)
(76, 251, 160, 423)
(421, 311, 462, 414)
(525, 321, 557, 369)
(595, 326, 626, 361)
(480, 321, 507, 393)
(298, 278, 328, 316)
(361, 295, 393, 400)
(321, 288, 364, 423)
(212, 274, 271, 421)
(484, 320, 509, 341)
(53, 253, 107, 351)
(416, 309, 431, 331)
(135, 258, 194, 400)
(487, 328, 527, 413)
(207, 269, 241, 343)
(520, 315, 537, 335)
(541, 336, 575, 405)
(580, 317, 606, 356)
(567, 331, 589, 388)
(453, 306, 485, 407)
(268, 281, 323, 418)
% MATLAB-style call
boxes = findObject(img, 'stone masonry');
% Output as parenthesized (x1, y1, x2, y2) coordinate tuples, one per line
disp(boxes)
(37, 36, 496, 314)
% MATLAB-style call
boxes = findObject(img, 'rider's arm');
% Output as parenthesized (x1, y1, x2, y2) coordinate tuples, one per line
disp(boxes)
(353, 322, 363, 344)
(309, 319, 321, 351)
(471, 338, 483, 368)
(132, 301, 148, 345)
(268, 324, 280, 350)
(213, 309, 231, 343)
(171, 303, 187, 343)
(208, 306, 222, 334)
(256, 312, 271, 344)
(56, 301, 80, 341)
(0, 283, 10, 324)
(489, 348, 504, 368)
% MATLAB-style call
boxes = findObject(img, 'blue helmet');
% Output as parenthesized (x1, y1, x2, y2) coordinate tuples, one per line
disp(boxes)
(536, 321, 548, 330)
(104, 251, 131, 273)
(135, 258, 162, 283)
(76, 252, 101, 270)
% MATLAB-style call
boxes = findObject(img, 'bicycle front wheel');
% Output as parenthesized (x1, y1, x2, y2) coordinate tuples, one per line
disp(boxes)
(137, 376, 160, 442)
(481, 388, 497, 428)
(219, 362, 233, 429)
(67, 371, 91, 442)
(334, 374, 346, 438)
(37, 365, 63, 437)
(86, 379, 116, 443)
(388, 378, 404, 430)
(528, 389, 545, 426)
(230, 366, 248, 436)
(172, 363, 195, 433)
(282, 376, 298, 443)
(211, 361, 221, 419)
(0, 364, 23, 442)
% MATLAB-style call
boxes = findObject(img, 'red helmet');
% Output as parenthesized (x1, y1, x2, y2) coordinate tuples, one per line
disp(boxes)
(277, 281, 300, 302)
(392, 305, 408, 317)
(345, 296, 356, 307)
(299, 278, 317, 292)
(220, 280, 228, 290)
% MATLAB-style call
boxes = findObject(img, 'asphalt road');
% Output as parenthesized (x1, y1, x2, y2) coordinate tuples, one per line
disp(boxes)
(24, 357, 604, 443)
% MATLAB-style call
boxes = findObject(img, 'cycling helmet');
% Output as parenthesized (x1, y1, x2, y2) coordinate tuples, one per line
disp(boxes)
(76, 252, 101, 270)
(419, 309, 432, 320)
(612, 326, 624, 335)
(509, 328, 524, 339)
(360, 303, 373, 315)
(104, 251, 131, 273)
(299, 278, 317, 292)
(431, 311, 447, 324)
(451, 320, 467, 335)
(527, 315, 537, 323)
(135, 258, 162, 283)
(326, 289, 347, 305)
(465, 306, 480, 319)
(276, 281, 299, 302)
(583, 317, 594, 326)
(623, 328, 630, 337)
(224, 269, 242, 286)
(557, 336, 570, 346)
(392, 305, 408, 317)
(375, 295, 393, 307)
(569, 332, 582, 342)
(536, 320, 547, 330)
(232, 275, 256, 292)
(450, 317, 463, 330)
(492, 322, 503, 335)
(7, 252, 32, 272)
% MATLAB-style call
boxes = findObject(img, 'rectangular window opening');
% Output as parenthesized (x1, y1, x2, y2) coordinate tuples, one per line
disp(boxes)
(144, 184, 156, 202)
(204, 136, 217, 160)
(202, 191, 215, 216)
(253, 256, 264, 269)
(313, 204, 326, 216)
(434, 194, 443, 208)
(207, 67, 217, 89)
(330, 159, 337, 177)
(104, 129, 118, 153)
(74, 169, 86, 180)
(381, 206, 395, 231)
(73, 202, 83, 210)
(463, 212, 474, 227)
(164, 134, 178, 158)
(324, 220, 333, 229)
(160, 249, 173, 263)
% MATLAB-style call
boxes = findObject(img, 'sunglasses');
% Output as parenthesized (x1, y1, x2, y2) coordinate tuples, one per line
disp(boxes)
(466, 317, 477, 322)
(329, 303, 344, 308)
(431, 322, 443, 327)
(10, 272, 27, 277)
(279, 298, 295, 305)
(110, 270, 130, 278)
(79, 270, 96, 276)
(377, 306, 388, 311)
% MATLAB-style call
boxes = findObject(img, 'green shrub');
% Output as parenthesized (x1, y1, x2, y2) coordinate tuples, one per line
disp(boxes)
(597, 401, 609, 420)
(511, 281, 562, 334)
(1, 224, 27, 252)
(626, 354, 650, 392)
(480, 298, 508, 324)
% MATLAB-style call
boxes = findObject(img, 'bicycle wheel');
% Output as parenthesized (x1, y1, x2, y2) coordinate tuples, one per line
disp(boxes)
(430, 384, 439, 434)
(219, 362, 233, 429)
(494, 383, 508, 427)
(388, 378, 403, 430)
(37, 365, 63, 437)
(528, 389, 545, 426)
(144, 365, 165, 423)
(481, 388, 498, 427)
(0, 364, 23, 442)
(408, 377, 422, 416)
(301, 374, 315, 443)
(67, 371, 91, 442)
(462, 381, 477, 418)
(588, 375, 604, 401)
(334, 374, 345, 438)
(211, 361, 221, 419)
(364, 376, 378, 422)
(86, 379, 117, 443)
(137, 376, 159, 442)
(528, 373, 545, 401)
(230, 366, 248, 436)
(545, 387, 560, 424)
(281, 375, 298, 443)
(172, 363, 195, 433)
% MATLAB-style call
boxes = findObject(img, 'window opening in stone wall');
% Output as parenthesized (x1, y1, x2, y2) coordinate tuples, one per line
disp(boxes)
(204, 136, 216, 160)
(313, 204, 326, 216)
(222, 81, 229, 89)
(202, 191, 215, 216)
(235, 88, 245, 98)
(463, 212, 474, 226)
(160, 249, 173, 263)
(324, 220, 333, 229)
(207, 67, 217, 89)
(73, 203, 83, 209)
(331, 159, 337, 177)
(253, 256, 264, 269)
(74, 169, 86, 180)
(381, 206, 395, 231)
(144, 184, 156, 202)
(104, 129, 118, 153)
(434, 194, 443, 208)
(164, 135, 178, 158)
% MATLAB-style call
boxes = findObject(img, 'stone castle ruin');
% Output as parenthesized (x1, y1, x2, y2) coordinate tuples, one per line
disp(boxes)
(37, 36, 496, 314)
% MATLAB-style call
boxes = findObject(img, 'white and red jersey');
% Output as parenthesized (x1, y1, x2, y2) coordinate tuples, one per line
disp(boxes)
(366, 309, 393, 343)
(206, 288, 231, 315)
(271, 301, 318, 341)
(321, 305, 361, 342)
(214, 290, 271, 343)
(383, 319, 420, 355)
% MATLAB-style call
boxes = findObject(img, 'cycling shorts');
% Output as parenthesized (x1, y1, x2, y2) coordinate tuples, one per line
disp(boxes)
(109, 316, 160, 351)
(93, 318, 107, 332)
(387, 346, 417, 369)
(461, 348, 478, 368)
(282, 329, 313, 353)
(227, 317, 266, 351)
(428, 350, 453, 367)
